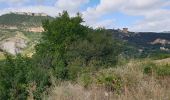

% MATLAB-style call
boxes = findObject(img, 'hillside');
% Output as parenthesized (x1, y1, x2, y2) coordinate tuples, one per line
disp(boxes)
(0, 12, 170, 59)
(0, 12, 52, 56)
(0, 11, 170, 100)
(46, 58, 170, 100)
(109, 29, 170, 58)
(124, 32, 170, 58)
(0, 12, 53, 27)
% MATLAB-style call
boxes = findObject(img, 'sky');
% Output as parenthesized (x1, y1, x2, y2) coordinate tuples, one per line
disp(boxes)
(0, 0, 170, 32)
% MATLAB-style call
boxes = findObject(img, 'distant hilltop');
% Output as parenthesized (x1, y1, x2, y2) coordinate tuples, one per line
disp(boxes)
(10, 12, 48, 17)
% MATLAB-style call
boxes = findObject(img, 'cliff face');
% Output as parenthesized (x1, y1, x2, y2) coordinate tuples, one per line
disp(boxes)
(27, 27, 44, 32)
(0, 37, 27, 55)
(151, 38, 170, 45)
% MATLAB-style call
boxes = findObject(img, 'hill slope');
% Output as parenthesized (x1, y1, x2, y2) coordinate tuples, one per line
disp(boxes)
(0, 12, 170, 58)
(0, 12, 53, 56)
(0, 12, 53, 27)
(109, 29, 170, 58)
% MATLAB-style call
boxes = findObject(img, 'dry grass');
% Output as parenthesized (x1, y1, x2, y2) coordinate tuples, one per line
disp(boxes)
(155, 58, 170, 65)
(46, 59, 170, 100)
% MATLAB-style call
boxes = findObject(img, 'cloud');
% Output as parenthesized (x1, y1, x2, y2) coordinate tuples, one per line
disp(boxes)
(83, 0, 170, 31)
(0, 0, 28, 4)
(0, 0, 48, 5)
(0, 0, 24, 3)
(130, 9, 170, 32)
(0, 0, 89, 16)
(84, 0, 169, 16)
(92, 19, 115, 29)
(55, 0, 89, 12)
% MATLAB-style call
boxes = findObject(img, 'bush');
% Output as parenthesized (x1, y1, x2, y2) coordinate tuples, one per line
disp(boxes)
(95, 70, 122, 93)
(0, 11, 124, 99)
(156, 64, 170, 76)
(78, 72, 93, 88)
(0, 54, 30, 99)
(35, 11, 123, 80)
(0, 54, 51, 99)
(143, 62, 157, 74)
(143, 62, 170, 76)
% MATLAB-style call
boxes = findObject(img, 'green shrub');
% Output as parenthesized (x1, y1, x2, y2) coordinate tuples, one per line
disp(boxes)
(0, 54, 51, 99)
(143, 62, 157, 74)
(150, 52, 170, 60)
(0, 11, 125, 99)
(0, 54, 30, 99)
(143, 62, 170, 76)
(95, 71, 122, 93)
(156, 64, 170, 76)
(78, 73, 93, 88)
(35, 11, 123, 80)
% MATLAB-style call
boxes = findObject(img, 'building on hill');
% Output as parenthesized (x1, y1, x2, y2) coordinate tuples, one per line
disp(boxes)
(122, 28, 128, 33)
(34, 13, 48, 16)
(11, 12, 48, 17)
(114, 28, 129, 33)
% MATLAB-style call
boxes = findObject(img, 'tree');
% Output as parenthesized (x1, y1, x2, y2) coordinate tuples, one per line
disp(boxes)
(0, 54, 50, 99)
(35, 11, 88, 79)
(35, 11, 123, 80)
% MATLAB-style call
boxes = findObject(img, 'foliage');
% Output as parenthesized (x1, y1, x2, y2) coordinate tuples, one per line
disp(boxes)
(95, 70, 123, 93)
(0, 13, 53, 27)
(47, 59, 170, 100)
(150, 52, 170, 60)
(156, 64, 170, 76)
(143, 62, 170, 76)
(0, 54, 30, 99)
(35, 11, 123, 80)
(35, 11, 87, 79)
(78, 72, 93, 88)
(0, 11, 124, 99)
(143, 62, 157, 74)
(0, 54, 50, 99)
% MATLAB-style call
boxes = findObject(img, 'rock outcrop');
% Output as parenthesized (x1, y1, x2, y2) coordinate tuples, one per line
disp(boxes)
(151, 38, 170, 45)
(0, 37, 27, 55)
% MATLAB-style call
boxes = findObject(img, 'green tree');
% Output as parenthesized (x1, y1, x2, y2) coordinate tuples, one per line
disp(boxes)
(35, 11, 123, 80)
(0, 54, 29, 99)
(35, 11, 88, 79)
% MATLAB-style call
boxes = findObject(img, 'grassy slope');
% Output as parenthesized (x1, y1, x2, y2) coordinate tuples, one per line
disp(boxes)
(46, 58, 170, 100)
(0, 13, 53, 27)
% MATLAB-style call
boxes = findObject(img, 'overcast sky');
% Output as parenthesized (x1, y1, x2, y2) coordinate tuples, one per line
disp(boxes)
(0, 0, 170, 32)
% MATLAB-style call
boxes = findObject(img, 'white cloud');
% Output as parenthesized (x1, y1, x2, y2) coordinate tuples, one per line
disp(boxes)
(83, 0, 170, 31)
(130, 9, 170, 32)
(93, 19, 115, 29)
(0, 0, 24, 3)
(0, 0, 89, 16)
(84, 0, 169, 17)
(0, 0, 48, 5)
(83, 18, 116, 29)
(0, 0, 28, 4)
(55, 0, 89, 12)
